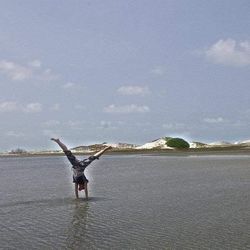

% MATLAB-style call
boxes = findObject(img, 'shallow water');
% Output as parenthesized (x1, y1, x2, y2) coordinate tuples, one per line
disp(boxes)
(0, 155, 249, 249)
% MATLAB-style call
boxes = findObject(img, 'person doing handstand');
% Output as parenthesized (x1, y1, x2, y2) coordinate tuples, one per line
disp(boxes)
(51, 138, 111, 199)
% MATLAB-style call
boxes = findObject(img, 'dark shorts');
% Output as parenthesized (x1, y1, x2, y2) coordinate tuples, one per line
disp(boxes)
(64, 150, 97, 167)
(64, 150, 97, 185)
(73, 175, 89, 184)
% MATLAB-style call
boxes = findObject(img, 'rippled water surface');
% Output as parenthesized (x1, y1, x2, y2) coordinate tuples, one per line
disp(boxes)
(0, 155, 249, 249)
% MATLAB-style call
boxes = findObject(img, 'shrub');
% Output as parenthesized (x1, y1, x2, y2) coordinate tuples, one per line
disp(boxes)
(166, 138, 190, 149)
(164, 137, 172, 142)
(10, 148, 27, 154)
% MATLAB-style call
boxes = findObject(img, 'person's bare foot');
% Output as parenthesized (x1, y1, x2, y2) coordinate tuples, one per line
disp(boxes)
(51, 138, 59, 142)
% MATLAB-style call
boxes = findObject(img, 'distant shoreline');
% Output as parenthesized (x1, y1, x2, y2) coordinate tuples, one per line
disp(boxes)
(1, 146, 250, 158)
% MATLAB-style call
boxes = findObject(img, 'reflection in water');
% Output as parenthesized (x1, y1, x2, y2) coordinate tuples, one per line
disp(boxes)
(65, 200, 90, 249)
(65, 197, 111, 249)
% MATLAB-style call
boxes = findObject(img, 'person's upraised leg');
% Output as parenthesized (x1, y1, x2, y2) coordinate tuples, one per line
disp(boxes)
(93, 146, 112, 159)
(51, 138, 69, 151)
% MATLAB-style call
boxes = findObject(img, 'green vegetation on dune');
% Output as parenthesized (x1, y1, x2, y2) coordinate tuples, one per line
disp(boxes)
(166, 137, 190, 149)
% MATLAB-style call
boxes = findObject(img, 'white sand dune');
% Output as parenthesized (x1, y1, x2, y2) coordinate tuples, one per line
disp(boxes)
(136, 138, 173, 149)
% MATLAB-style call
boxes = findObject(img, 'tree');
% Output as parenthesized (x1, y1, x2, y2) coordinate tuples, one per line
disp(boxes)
(10, 148, 27, 154)
(166, 138, 190, 149)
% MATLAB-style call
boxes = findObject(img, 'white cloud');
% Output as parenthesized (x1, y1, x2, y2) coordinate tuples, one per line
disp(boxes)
(151, 66, 165, 75)
(0, 101, 43, 113)
(0, 60, 32, 80)
(62, 82, 76, 89)
(74, 104, 86, 110)
(38, 68, 59, 81)
(203, 117, 225, 124)
(162, 123, 185, 130)
(50, 103, 60, 111)
(205, 39, 250, 66)
(65, 120, 85, 130)
(43, 129, 60, 138)
(6, 131, 25, 137)
(43, 120, 60, 127)
(28, 60, 42, 68)
(61, 82, 85, 92)
(0, 101, 18, 112)
(117, 86, 150, 96)
(98, 121, 117, 130)
(104, 104, 150, 114)
(23, 103, 43, 113)
(0, 59, 58, 81)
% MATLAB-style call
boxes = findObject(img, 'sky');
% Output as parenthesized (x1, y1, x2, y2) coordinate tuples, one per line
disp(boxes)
(0, 0, 250, 151)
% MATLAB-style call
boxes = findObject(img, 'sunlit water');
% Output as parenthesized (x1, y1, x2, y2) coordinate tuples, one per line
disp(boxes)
(0, 154, 249, 249)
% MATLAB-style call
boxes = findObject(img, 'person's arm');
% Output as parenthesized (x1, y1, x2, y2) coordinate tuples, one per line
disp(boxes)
(93, 146, 112, 158)
(51, 138, 69, 151)
(84, 182, 88, 200)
